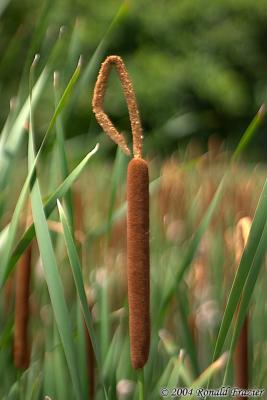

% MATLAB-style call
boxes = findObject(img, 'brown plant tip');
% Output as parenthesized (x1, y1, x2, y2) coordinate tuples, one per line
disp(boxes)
(258, 104, 265, 119)
(235, 217, 252, 265)
(234, 216, 251, 398)
(92, 55, 143, 158)
(127, 158, 150, 369)
(14, 245, 32, 369)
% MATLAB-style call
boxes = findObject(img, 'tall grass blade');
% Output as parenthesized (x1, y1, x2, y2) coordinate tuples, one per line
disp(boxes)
(0, 67, 48, 192)
(223, 220, 267, 384)
(0, 0, 10, 15)
(190, 353, 228, 392)
(210, 178, 267, 382)
(1, 144, 99, 287)
(107, 147, 127, 233)
(57, 200, 108, 399)
(0, 59, 82, 288)
(54, 71, 75, 231)
(231, 105, 265, 162)
(28, 77, 82, 399)
(159, 178, 225, 319)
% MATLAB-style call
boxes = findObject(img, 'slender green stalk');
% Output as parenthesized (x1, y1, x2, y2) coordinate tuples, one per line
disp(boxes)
(231, 104, 265, 162)
(137, 369, 144, 400)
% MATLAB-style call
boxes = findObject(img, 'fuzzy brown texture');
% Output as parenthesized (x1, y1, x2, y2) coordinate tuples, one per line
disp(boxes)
(14, 245, 32, 369)
(92, 55, 143, 158)
(127, 157, 150, 369)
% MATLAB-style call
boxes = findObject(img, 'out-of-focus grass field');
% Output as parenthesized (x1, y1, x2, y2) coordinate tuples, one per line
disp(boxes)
(1, 143, 267, 399)
(1, 1, 267, 399)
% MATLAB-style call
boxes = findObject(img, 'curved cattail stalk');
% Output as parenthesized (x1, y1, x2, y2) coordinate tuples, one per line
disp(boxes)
(92, 55, 150, 370)
(234, 217, 252, 398)
(92, 55, 143, 159)
(14, 210, 32, 369)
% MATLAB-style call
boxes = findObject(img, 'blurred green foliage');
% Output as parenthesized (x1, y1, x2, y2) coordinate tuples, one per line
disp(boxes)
(1, 0, 267, 156)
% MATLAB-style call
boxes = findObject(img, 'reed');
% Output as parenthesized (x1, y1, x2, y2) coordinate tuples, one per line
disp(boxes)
(92, 55, 150, 370)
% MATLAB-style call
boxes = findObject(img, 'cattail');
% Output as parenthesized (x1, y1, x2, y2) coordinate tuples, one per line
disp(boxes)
(234, 217, 251, 398)
(127, 157, 150, 368)
(14, 209, 32, 369)
(92, 55, 150, 369)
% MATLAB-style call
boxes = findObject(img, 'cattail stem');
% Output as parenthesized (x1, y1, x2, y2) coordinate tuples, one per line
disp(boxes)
(137, 369, 145, 400)
(127, 158, 150, 369)
(14, 245, 32, 369)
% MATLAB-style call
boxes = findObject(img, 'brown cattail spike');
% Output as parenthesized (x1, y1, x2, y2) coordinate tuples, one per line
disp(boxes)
(14, 207, 32, 369)
(14, 245, 32, 369)
(127, 158, 150, 369)
(92, 55, 143, 159)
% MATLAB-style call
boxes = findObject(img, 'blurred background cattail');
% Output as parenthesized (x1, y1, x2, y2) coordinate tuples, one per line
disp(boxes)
(14, 215, 32, 370)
